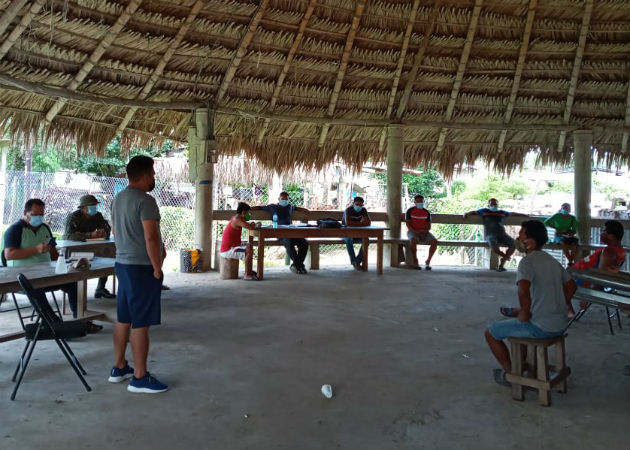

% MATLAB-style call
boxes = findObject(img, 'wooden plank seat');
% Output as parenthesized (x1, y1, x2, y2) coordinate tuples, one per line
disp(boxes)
(505, 334, 570, 406)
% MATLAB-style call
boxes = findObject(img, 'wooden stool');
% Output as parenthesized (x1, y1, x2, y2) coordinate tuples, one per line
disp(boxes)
(505, 334, 570, 406)
(219, 257, 239, 280)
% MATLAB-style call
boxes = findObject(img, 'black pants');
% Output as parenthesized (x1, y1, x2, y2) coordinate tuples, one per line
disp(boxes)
(279, 238, 308, 269)
(36, 283, 79, 318)
(96, 276, 108, 290)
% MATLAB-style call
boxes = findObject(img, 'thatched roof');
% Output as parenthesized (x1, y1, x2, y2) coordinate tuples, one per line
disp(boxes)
(0, 0, 628, 175)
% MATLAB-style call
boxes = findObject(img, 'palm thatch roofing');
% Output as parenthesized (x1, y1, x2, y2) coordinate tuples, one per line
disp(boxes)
(0, 0, 628, 175)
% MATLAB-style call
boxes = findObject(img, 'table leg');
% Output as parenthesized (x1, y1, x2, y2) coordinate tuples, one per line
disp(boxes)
(76, 280, 87, 318)
(377, 232, 383, 275)
(362, 236, 369, 271)
(257, 236, 265, 280)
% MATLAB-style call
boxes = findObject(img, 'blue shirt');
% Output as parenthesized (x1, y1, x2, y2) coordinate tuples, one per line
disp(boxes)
(261, 204, 295, 225)
(477, 208, 510, 236)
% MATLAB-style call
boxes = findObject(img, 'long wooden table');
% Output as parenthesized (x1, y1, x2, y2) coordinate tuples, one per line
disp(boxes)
(0, 257, 115, 342)
(248, 225, 385, 280)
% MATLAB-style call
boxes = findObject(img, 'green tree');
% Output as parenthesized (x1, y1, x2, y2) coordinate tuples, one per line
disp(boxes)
(371, 166, 447, 199)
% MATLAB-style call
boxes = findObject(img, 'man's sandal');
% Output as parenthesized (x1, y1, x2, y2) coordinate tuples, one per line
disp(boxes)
(86, 321, 103, 334)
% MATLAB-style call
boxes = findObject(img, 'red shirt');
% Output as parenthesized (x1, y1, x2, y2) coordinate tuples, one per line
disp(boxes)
(405, 207, 431, 231)
(220, 217, 242, 252)
(573, 245, 626, 270)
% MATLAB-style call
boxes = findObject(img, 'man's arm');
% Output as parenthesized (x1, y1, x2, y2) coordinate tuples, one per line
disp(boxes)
(462, 210, 479, 219)
(294, 206, 310, 216)
(563, 279, 577, 315)
(232, 215, 257, 230)
(98, 214, 112, 238)
(516, 279, 532, 322)
(4, 244, 49, 261)
(509, 211, 529, 218)
(142, 219, 163, 279)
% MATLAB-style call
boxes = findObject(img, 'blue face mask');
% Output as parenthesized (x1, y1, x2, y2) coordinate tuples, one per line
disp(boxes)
(29, 215, 43, 227)
(87, 205, 98, 216)
(489, 206, 498, 212)
(560, 208, 569, 215)
(353, 205, 362, 212)
(415, 203, 424, 209)
(279, 200, 289, 207)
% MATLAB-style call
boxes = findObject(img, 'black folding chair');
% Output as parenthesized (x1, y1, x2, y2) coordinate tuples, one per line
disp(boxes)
(10, 273, 91, 400)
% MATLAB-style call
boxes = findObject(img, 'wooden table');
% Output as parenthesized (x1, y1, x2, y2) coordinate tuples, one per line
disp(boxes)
(0, 258, 116, 342)
(56, 238, 116, 258)
(248, 225, 385, 280)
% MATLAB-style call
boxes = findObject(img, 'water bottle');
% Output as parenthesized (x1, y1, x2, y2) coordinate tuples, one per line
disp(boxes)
(272, 213, 278, 228)
(55, 247, 67, 274)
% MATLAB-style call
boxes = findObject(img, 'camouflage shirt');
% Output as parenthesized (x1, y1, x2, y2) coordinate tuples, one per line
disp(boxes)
(63, 209, 111, 241)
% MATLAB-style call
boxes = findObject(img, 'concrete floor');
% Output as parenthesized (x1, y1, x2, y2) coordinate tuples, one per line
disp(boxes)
(0, 266, 628, 450)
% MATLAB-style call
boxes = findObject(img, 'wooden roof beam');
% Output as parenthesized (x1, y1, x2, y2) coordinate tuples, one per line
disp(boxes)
(43, 0, 143, 125)
(556, 0, 593, 153)
(497, 0, 537, 153)
(435, 0, 483, 153)
(116, 0, 205, 136)
(318, 0, 366, 148)
(0, 0, 29, 37)
(377, 0, 421, 151)
(257, 0, 317, 144)
(394, 0, 440, 121)
(215, 0, 270, 105)
(0, 0, 46, 61)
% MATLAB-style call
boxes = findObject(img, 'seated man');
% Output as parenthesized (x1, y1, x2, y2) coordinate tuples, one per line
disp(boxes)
(253, 191, 310, 274)
(463, 198, 528, 272)
(3, 199, 102, 333)
(485, 220, 576, 386)
(220, 202, 258, 280)
(405, 195, 438, 270)
(63, 194, 115, 298)
(342, 196, 371, 271)
(543, 203, 579, 267)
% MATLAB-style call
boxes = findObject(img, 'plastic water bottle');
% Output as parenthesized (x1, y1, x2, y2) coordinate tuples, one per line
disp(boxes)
(272, 213, 278, 228)
(55, 248, 67, 274)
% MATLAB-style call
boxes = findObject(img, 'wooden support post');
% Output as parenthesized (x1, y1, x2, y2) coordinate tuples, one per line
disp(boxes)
(573, 130, 592, 246)
(386, 125, 403, 267)
(194, 108, 215, 272)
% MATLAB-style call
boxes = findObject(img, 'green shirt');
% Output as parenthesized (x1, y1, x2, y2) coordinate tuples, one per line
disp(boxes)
(3, 220, 53, 267)
(63, 209, 111, 241)
(544, 213, 578, 236)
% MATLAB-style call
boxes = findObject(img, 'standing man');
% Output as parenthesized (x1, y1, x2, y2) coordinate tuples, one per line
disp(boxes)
(405, 195, 438, 270)
(544, 203, 579, 267)
(463, 198, 528, 272)
(484, 220, 576, 386)
(63, 194, 115, 298)
(253, 191, 310, 274)
(342, 196, 371, 271)
(109, 155, 168, 394)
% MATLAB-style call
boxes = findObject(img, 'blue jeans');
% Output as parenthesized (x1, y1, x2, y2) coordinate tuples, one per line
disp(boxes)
(342, 238, 363, 264)
(488, 319, 565, 341)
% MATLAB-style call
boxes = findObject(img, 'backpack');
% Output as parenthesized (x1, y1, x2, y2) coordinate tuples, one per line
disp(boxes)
(317, 218, 342, 229)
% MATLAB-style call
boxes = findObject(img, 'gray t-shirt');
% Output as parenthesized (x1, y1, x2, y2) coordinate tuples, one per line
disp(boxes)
(112, 186, 161, 265)
(516, 250, 571, 332)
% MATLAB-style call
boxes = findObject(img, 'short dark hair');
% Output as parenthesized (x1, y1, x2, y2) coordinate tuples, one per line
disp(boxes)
(604, 220, 624, 241)
(489, 198, 498, 204)
(353, 196, 364, 204)
(24, 198, 45, 212)
(521, 220, 548, 248)
(126, 155, 154, 181)
(236, 202, 251, 214)
(279, 191, 289, 198)
(414, 195, 424, 201)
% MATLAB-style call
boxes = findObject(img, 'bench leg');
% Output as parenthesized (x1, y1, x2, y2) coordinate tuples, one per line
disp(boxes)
(309, 244, 320, 270)
(555, 340, 567, 393)
(510, 342, 524, 401)
(537, 346, 551, 406)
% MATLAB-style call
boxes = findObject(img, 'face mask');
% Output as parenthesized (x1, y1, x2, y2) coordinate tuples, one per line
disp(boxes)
(353, 205, 362, 212)
(29, 215, 43, 227)
(514, 239, 526, 253)
(488, 206, 498, 212)
(245, 213, 252, 221)
(87, 205, 98, 216)
(279, 200, 289, 207)
(415, 203, 424, 209)
(560, 209, 569, 215)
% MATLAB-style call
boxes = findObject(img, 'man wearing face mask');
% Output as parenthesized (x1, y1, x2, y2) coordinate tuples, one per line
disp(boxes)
(543, 203, 579, 267)
(485, 220, 577, 387)
(220, 202, 258, 280)
(463, 198, 528, 272)
(63, 194, 114, 298)
(253, 191, 310, 274)
(342, 196, 371, 271)
(3, 198, 103, 332)
(405, 194, 438, 270)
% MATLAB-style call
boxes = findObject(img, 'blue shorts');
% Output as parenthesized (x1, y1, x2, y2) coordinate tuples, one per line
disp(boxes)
(486, 233, 515, 248)
(115, 263, 162, 328)
(488, 319, 564, 341)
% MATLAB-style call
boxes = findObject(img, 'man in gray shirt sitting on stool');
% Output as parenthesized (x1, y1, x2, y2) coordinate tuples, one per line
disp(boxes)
(484, 220, 577, 386)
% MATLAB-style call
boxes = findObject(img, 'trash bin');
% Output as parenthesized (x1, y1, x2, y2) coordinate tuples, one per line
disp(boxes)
(180, 248, 200, 273)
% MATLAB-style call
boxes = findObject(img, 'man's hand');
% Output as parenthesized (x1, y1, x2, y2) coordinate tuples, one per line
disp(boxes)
(153, 269, 163, 280)
(35, 242, 50, 254)
(517, 309, 531, 322)
(462, 213, 468, 219)
(91, 229, 105, 238)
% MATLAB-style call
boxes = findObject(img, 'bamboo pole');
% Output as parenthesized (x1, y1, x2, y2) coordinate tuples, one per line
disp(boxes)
(0, 0, 46, 61)
(556, 0, 593, 153)
(0, 0, 29, 38)
(573, 130, 592, 243)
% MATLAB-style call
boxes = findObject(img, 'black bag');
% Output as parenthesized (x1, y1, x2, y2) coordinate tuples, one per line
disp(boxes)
(317, 218, 342, 229)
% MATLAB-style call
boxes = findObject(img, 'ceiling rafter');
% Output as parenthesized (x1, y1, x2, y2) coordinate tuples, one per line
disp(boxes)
(318, 0, 366, 148)
(43, 0, 144, 125)
(556, 0, 593, 153)
(377, 0, 422, 151)
(214, 0, 270, 105)
(257, 0, 318, 144)
(497, 0, 537, 153)
(435, 0, 484, 153)
(0, 0, 47, 61)
(0, 0, 29, 37)
(115, 0, 205, 136)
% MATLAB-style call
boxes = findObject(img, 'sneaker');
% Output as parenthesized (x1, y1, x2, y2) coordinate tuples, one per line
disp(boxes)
(290, 265, 298, 274)
(108, 361, 134, 383)
(298, 266, 308, 275)
(94, 288, 115, 299)
(127, 372, 168, 394)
